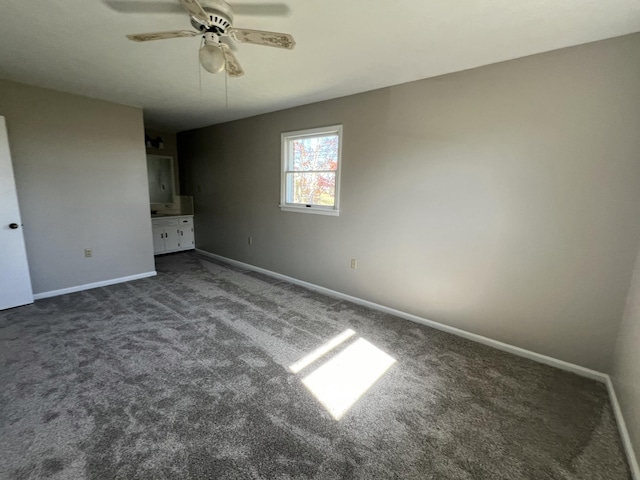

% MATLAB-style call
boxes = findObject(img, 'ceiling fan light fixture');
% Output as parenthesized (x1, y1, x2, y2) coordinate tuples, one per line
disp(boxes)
(199, 43, 225, 74)
(124, 0, 296, 77)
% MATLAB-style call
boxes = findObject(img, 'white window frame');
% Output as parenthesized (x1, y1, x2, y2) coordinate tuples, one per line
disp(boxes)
(280, 125, 343, 216)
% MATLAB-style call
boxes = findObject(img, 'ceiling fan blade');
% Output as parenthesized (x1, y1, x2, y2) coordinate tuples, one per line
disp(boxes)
(231, 3, 290, 17)
(179, 0, 210, 24)
(126, 30, 199, 41)
(104, 1, 183, 14)
(220, 37, 237, 52)
(221, 44, 244, 77)
(228, 28, 295, 49)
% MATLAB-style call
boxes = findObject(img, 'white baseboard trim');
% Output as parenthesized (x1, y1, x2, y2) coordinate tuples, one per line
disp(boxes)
(198, 249, 640, 475)
(196, 250, 606, 381)
(606, 377, 640, 479)
(33, 271, 157, 300)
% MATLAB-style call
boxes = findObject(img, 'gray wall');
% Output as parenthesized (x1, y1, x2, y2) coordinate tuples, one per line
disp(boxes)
(179, 33, 640, 373)
(613, 245, 640, 468)
(0, 79, 155, 294)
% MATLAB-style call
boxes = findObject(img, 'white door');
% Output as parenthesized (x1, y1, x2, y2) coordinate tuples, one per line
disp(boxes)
(180, 226, 194, 249)
(152, 226, 165, 254)
(0, 116, 33, 310)
(164, 227, 180, 252)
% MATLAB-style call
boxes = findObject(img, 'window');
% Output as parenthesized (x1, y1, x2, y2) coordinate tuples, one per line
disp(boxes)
(280, 125, 342, 216)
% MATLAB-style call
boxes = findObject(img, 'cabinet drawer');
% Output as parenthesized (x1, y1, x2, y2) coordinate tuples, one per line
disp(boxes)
(178, 217, 193, 226)
(152, 218, 178, 227)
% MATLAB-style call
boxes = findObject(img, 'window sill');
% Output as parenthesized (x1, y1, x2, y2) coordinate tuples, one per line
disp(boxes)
(279, 205, 340, 216)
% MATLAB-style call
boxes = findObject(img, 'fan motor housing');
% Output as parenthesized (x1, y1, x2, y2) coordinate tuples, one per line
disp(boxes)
(190, 0, 233, 34)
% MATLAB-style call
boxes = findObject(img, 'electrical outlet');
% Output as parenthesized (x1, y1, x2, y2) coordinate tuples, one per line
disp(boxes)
(350, 258, 357, 269)
(84, 248, 92, 258)
(248, 236, 253, 245)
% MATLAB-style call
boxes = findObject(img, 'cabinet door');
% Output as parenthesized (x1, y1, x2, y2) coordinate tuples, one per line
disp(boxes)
(179, 225, 195, 250)
(152, 226, 165, 254)
(164, 227, 180, 252)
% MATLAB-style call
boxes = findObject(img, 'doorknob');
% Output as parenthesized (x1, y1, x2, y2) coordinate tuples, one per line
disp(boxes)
(9, 223, 19, 229)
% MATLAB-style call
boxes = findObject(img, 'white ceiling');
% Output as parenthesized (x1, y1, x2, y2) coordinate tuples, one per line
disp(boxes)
(1, 0, 639, 132)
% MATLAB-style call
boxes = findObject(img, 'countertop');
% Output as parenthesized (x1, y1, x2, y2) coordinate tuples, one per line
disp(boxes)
(151, 213, 193, 218)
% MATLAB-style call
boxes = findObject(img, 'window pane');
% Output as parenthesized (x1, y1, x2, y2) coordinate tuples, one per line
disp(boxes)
(286, 172, 336, 206)
(292, 134, 339, 172)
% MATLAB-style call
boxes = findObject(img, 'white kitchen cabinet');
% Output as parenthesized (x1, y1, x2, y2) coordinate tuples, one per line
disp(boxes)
(152, 226, 165, 253)
(179, 221, 194, 249)
(151, 215, 194, 255)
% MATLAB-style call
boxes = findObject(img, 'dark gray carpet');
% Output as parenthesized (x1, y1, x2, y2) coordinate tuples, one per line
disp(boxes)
(0, 252, 631, 479)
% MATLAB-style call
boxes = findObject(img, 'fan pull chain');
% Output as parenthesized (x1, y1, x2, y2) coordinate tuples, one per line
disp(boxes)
(198, 37, 204, 96)
(224, 67, 228, 113)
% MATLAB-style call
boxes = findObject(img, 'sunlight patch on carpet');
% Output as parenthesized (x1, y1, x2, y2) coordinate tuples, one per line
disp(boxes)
(301, 338, 396, 420)
(289, 329, 356, 373)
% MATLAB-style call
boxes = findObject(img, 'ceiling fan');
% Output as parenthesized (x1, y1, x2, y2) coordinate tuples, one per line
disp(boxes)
(124, 0, 296, 77)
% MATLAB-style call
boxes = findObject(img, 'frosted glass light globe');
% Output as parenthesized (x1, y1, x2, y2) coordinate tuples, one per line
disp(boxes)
(199, 44, 225, 74)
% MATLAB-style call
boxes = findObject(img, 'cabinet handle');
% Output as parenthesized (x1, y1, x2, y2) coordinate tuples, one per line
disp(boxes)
(181, 231, 183, 236)
(161, 233, 164, 239)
